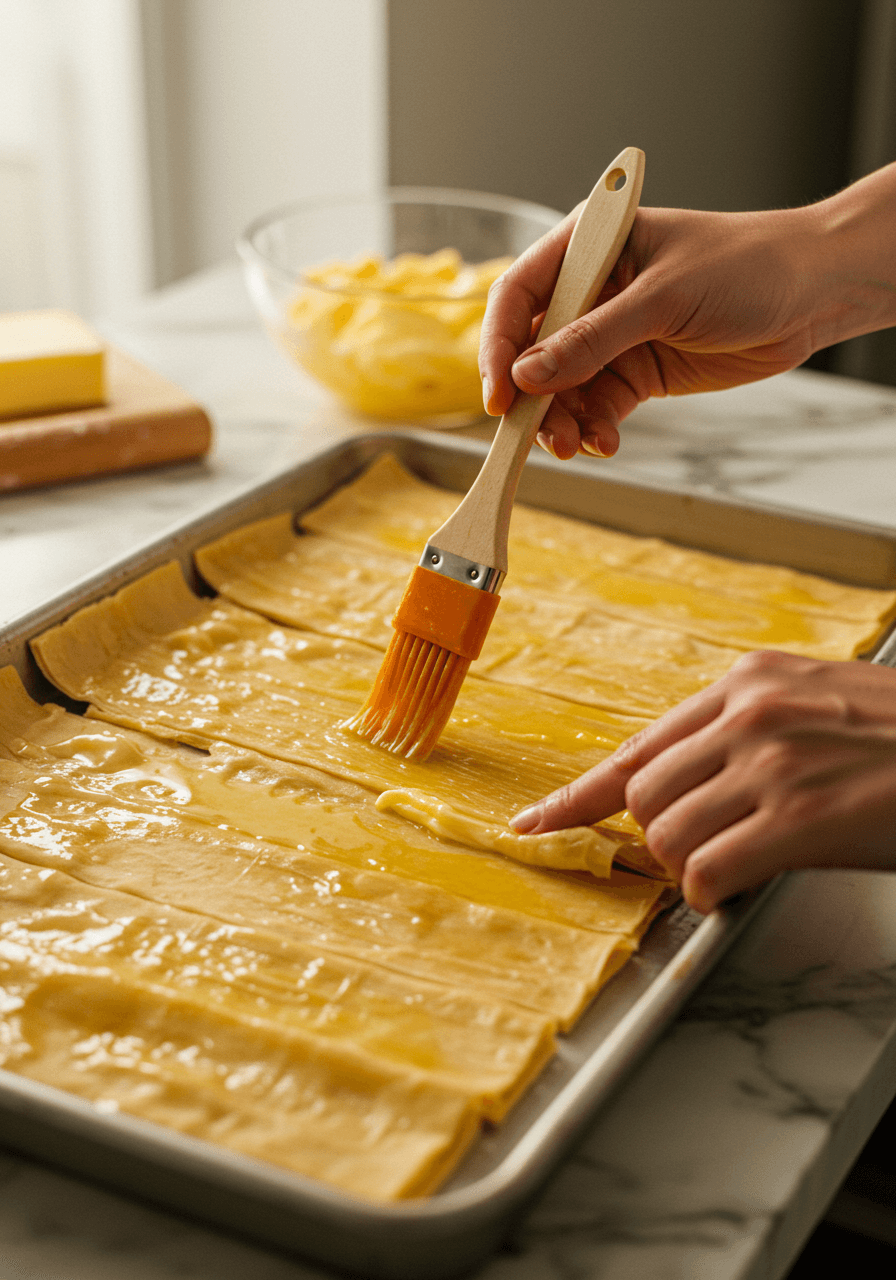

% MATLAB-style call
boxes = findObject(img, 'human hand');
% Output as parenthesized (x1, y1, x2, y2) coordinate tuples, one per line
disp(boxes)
(509, 650, 896, 913)
(479, 202, 824, 460)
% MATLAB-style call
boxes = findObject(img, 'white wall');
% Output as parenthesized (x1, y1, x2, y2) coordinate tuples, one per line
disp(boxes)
(144, 0, 388, 284)
(2, 0, 891, 390)
(0, 0, 155, 318)
(0, 0, 49, 309)
(0, 0, 387, 314)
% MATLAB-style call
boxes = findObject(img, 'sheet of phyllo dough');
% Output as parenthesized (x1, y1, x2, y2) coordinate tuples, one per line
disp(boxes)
(30, 564, 663, 878)
(298, 454, 896, 658)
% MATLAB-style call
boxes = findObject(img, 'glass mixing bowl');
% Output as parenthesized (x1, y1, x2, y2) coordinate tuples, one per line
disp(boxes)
(238, 189, 563, 426)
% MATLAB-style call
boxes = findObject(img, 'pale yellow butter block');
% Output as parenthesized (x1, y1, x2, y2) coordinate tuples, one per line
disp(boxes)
(0, 309, 105, 420)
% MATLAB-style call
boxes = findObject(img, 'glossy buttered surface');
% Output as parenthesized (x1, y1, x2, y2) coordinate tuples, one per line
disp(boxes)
(0, 655, 669, 1197)
(9, 453, 893, 1202)
(31, 563, 653, 875)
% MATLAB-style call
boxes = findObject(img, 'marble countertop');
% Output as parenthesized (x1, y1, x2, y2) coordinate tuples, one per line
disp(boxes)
(1, 263, 896, 1279)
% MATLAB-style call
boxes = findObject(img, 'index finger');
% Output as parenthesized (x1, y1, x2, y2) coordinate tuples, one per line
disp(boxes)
(510, 680, 730, 835)
(479, 211, 577, 415)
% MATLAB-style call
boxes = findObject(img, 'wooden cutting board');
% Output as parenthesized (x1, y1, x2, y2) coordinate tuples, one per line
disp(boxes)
(0, 346, 212, 493)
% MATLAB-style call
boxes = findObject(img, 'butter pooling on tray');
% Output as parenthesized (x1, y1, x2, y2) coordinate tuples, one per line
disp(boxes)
(287, 250, 512, 420)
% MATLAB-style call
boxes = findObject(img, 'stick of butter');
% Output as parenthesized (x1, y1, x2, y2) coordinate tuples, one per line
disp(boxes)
(0, 310, 106, 421)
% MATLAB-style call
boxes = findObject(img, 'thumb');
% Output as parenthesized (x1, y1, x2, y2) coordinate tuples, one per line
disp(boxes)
(511, 282, 656, 394)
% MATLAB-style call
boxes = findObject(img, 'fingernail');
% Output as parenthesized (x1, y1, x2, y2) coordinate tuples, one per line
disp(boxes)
(481, 377, 493, 414)
(509, 805, 541, 834)
(581, 434, 611, 457)
(513, 348, 559, 386)
(536, 430, 557, 458)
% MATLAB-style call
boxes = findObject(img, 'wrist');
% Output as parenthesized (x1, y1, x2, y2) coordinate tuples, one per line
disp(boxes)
(801, 164, 896, 348)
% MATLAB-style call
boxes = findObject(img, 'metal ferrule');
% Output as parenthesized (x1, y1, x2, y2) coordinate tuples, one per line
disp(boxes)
(419, 543, 504, 594)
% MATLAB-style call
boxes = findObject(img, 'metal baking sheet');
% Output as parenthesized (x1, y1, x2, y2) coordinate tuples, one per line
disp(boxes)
(1, 431, 895, 1280)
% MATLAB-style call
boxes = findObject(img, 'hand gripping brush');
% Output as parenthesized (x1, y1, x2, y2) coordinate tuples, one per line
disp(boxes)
(345, 147, 646, 759)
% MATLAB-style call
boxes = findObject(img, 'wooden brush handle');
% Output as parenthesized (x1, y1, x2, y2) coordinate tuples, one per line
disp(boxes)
(429, 146, 645, 574)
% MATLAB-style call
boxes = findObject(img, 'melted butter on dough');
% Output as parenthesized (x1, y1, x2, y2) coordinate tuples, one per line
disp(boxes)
(0, 845, 556, 1125)
(197, 520, 744, 718)
(0, 668, 669, 935)
(0, 669, 660, 1035)
(31, 565, 653, 875)
(301, 453, 460, 556)
(9, 969, 479, 1200)
(298, 455, 896, 656)
(14, 449, 892, 1202)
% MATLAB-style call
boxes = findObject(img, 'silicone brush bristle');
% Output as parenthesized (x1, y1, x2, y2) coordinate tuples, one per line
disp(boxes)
(345, 632, 471, 759)
(345, 565, 501, 760)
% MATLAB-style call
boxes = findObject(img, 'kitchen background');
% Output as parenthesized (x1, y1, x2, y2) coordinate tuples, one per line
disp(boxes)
(0, 0, 894, 383)
(0, 3, 895, 1277)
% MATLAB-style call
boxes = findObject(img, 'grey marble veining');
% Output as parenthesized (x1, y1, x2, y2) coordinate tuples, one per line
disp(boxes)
(478, 872, 896, 1280)
(0, 264, 895, 1279)
(0, 1161, 323, 1280)
(612, 373, 896, 527)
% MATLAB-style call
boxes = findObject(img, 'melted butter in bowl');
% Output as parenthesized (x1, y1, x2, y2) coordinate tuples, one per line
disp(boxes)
(286, 250, 512, 422)
(238, 189, 564, 426)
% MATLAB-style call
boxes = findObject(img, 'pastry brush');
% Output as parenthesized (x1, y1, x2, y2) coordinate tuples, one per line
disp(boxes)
(345, 146, 645, 759)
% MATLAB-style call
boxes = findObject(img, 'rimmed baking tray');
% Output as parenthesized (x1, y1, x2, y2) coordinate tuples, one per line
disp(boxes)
(1, 431, 895, 1280)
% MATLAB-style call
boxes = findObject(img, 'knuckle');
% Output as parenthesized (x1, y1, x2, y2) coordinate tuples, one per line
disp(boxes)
(552, 315, 603, 370)
(730, 649, 821, 687)
(643, 813, 673, 861)
(775, 776, 844, 831)
(614, 727, 651, 770)
(776, 787, 823, 830)
(642, 814, 686, 880)
(727, 690, 798, 736)
(748, 737, 803, 783)
(481, 277, 538, 348)
(730, 649, 790, 679)
(681, 851, 723, 912)
(478, 333, 517, 378)
(486, 272, 511, 303)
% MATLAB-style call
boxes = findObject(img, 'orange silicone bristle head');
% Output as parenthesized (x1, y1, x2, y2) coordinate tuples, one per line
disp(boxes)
(344, 631, 470, 759)
(344, 566, 501, 759)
